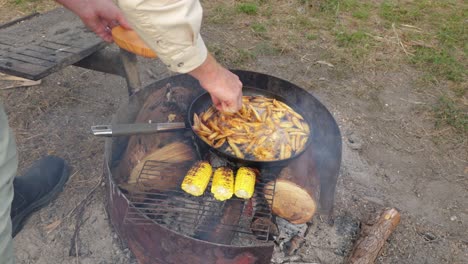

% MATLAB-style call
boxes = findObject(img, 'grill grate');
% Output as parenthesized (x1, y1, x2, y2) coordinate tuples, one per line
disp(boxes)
(122, 160, 276, 244)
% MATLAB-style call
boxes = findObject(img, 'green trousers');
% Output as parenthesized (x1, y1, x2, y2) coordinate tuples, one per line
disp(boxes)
(0, 101, 17, 264)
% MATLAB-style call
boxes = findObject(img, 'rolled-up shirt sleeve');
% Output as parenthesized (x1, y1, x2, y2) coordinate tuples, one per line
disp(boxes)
(117, 0, 208, 73)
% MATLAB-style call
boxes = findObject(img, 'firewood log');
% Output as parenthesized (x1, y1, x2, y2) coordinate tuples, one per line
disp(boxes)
(263, 146, 319, 224)
(347, 208, 401, 264)
(250, 217, 279, 240)
(123, 141, 197, 192)
(193, 199, 244, 244)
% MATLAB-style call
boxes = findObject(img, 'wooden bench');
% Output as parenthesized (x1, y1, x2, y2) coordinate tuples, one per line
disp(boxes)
(0, 7, 142, 95)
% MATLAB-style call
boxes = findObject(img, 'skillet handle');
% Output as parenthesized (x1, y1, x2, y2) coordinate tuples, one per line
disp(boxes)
(91, 122, 187, 137)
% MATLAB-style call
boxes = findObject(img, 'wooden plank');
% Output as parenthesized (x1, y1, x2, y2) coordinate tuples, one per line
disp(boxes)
(24, 45, 74, 58)
(52, 30, 102, 47)
(39, 40, 84, 54)
(6, 53, 55, 67)
(0, 40, 108, 80)
(0, 41, 14, 47)
(0, 58, 48, 80)
(32, 41, 108, 80)
(15, 49, 59, 63)
(63, 37, 102, 49)
(0, 7, 107, 80)
(0, 58, 48, 71)
(0, 37, 16, 46)
(0, 43, 12, 50)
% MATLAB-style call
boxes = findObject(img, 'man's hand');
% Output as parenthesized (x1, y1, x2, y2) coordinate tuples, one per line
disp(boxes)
(189, 54, 243, 113)
(56, 0, 131, 43)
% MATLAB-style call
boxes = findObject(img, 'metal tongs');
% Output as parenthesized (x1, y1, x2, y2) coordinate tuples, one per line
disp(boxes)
(91, 122, 187, 137)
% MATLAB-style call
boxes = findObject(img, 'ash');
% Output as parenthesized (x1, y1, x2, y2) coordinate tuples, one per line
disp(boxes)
(231, 232, 266, 246)
(231, 201, 269, 247)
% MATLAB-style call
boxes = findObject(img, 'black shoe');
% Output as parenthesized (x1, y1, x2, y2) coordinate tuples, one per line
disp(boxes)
(11, 155, 70, 237)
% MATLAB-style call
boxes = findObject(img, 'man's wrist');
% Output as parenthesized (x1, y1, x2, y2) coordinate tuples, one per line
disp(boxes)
(188, 53, 221, 91)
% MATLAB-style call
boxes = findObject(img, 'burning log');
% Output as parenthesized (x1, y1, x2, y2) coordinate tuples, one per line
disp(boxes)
(263, 146, 319, 224)
(284, 235, 306, 256)
(193, 199, 244, 244)
(347, 208, 401, 264)
(123, 142, 196, 192)
(116, 85, 196, 188)
(250, 217, 279, 240)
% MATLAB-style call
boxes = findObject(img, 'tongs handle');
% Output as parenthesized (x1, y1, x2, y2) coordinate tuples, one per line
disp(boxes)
(91, 122, 187, 137)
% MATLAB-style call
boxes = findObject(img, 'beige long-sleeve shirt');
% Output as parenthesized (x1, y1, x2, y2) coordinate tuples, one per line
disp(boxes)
(116, 0, 208, 73)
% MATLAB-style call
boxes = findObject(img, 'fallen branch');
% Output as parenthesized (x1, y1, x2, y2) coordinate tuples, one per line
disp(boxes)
(400, 24, 423, 32)
(68, 203, 88, 258)
(347, 208, 401, 264)
(45, 173, 103, 234)
(0, 73, 41, 90)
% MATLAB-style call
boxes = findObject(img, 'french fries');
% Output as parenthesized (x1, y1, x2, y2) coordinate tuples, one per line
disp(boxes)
(192, 96, 310, 161)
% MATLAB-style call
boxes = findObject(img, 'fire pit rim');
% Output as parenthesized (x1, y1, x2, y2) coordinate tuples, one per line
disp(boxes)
(101, 69, 342, 264)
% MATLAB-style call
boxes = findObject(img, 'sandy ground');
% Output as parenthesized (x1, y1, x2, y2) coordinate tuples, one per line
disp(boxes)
(0, 4, 467, 264)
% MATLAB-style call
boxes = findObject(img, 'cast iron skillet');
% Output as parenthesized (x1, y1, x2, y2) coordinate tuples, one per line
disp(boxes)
(93, 87, 313, 168)
(186, 86, 313, 168)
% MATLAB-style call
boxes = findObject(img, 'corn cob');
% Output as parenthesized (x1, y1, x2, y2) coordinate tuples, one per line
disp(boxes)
(211, 167, 234, 201)
(181, 161, 212, 196)
(234, 167, 256, 199)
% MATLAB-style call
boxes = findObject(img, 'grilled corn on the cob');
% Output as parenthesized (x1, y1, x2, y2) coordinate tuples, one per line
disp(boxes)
(181, 161, 212, 196)
(234, 167, 256, 199)
(211, 167, 234, 201)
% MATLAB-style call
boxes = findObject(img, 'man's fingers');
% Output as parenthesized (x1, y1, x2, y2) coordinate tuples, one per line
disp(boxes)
(210, 95, 242, 113)
(108, 19, 119, 28)
(221, 101, 234, 113)
(116, 13, 132, 29)
(210, 95, 222, 110)
(87, 19, 112, 42)
(237, 94, 243, 109)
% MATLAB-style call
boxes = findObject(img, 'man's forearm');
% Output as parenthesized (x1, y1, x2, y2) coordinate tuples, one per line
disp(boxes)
(60, 0, 243, 112)
(187, 54, 221, 92)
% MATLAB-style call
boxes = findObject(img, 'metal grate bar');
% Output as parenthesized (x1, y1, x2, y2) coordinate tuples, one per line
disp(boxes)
(126, 213, 269, 235)
(122, 160, 276, 245)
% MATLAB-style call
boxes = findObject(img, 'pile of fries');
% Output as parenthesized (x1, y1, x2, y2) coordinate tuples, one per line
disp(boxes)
(192, 95, 310, 161)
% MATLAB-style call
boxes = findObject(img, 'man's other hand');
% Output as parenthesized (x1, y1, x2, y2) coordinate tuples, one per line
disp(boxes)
(57, 0, 131, 43)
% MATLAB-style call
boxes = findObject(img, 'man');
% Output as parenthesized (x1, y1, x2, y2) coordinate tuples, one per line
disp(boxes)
(59, 0, 244, 113)
(0, 0, 243, 263)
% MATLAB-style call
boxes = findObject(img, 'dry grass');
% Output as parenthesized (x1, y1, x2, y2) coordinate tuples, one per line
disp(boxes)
(0, 0, 58, 23)
(2, 0, 466, 145)
(202, 0, 467, 137)
(2, 81, 105, 188)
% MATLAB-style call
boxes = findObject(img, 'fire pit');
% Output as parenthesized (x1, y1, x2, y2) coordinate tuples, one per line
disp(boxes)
(102, 70, 342, 264)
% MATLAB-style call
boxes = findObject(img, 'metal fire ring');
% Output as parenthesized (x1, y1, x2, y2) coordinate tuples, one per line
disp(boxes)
(103, 70, 342, 264)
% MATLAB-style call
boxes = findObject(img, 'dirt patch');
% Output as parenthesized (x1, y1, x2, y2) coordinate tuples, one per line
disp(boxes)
(3, 64, 133, 263)
(1, 1, 467, 264)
